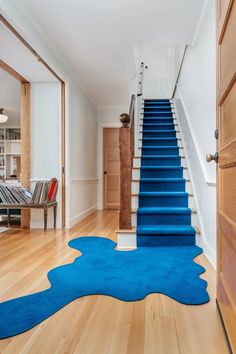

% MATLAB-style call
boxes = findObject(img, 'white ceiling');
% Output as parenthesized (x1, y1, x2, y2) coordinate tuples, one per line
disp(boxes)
(13, 0, 207, 106)
(0, 21, 57, 82)
(0, 68, 21, 126)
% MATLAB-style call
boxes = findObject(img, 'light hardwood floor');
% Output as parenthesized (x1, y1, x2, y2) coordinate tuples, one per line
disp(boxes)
(0, 210, 229, 354)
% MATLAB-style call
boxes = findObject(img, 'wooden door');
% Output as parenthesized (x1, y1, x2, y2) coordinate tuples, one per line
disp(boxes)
(217, 0, 236, 351)
(103, 128, 120, 209)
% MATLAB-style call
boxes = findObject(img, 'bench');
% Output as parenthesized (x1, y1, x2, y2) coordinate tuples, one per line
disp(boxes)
(0, 178, 58, 232)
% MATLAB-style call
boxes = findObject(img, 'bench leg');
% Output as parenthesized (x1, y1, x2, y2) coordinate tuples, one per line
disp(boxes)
(53, 204, 57, 230)
(44, 207, 48, 232)
(7, 209, 10, 228)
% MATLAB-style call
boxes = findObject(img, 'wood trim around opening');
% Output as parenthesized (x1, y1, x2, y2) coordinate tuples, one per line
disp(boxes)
(0, 59, 28, 83)
(20, 82, 31, 228)
(0, 14, 63, 83)
(61, 82, 66, 227)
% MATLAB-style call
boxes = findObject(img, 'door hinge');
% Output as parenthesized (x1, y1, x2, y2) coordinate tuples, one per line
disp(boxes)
(62, 166, 65, 174)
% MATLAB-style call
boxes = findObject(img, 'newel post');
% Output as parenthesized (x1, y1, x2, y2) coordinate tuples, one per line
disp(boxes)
(119, 113, 132, 229)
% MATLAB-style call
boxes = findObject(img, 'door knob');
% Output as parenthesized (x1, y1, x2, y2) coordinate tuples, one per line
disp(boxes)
(206, 152, 218, 163)
(104, 171, 107, 175)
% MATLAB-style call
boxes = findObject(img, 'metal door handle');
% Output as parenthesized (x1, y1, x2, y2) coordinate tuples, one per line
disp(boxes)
(206, 152, 218, 163)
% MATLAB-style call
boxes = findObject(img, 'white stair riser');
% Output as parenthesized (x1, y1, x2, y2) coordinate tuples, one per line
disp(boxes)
(132, 213, 137, 227)
(133, 158, 141, 168)
(132, 181, 139, 194)
(117, 232, 137, 249)
(132, 195, 139, 209)
(132, 169, 140, 180)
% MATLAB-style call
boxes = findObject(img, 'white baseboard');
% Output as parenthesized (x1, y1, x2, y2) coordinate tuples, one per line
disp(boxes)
(202, 238, 216, 269)
(69, 205, 98, 228)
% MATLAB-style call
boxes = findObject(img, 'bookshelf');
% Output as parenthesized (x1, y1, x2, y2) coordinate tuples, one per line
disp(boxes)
(0, 127, 21, 180)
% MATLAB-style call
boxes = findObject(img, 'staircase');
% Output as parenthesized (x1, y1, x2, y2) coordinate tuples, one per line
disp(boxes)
(136, 99, 196, 247)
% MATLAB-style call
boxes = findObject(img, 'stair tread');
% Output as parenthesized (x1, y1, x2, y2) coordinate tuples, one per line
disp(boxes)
(142, 137, 177, 140)
(137, 225, 195, 235)
(138, 207, 191, 214)
(142, 123, 174, 125)
(142, 146, 179, 149)
(141, 166, 183, 169)
(143, 118, 173, 121)
(140, 177, 185, 181)
(141, 155, 180, 158)
(139, 192, 188, 196)
(143, 129, 175, 132)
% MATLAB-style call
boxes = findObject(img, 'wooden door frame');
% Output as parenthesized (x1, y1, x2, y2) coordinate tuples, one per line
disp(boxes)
(103, 128, 108, 210)
(216, 0, 236, 351)
(0, 15, 66, 228)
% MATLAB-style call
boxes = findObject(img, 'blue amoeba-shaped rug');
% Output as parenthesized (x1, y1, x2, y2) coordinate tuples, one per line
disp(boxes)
(0, 237, 209, 338)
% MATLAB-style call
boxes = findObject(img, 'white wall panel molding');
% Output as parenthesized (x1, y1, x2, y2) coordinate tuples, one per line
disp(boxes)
(70, 178, 98, 183)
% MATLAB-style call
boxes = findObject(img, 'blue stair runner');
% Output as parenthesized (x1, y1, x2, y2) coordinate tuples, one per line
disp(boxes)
(137, 99, 195, 247)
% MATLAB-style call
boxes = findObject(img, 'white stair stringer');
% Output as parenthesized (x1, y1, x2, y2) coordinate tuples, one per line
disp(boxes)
(171, 99, 201, 246)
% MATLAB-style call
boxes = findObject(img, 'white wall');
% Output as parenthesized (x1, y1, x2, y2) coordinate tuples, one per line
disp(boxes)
(97, 106, 128, 124)
(0, 69, 21, 126)
(133, 45, 185, 98)
(30, 82, 61, 228)
(30, 81, 98, 229)
(175, 0, 217, 267)
(69, 82, 97, 226)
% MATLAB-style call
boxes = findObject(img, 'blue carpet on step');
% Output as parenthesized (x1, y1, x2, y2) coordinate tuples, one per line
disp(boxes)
(0, 236, 209, 338)
(138, 99, 196, 247)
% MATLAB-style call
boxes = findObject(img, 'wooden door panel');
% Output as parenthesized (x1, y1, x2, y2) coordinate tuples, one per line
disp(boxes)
(106, 131, 119, 145)
(220, 140, 236, 167)
(218, 0, 236, 101)
(217, 0, 236, 350)
(219, 80, 236, 147)
(107, 147, 119, 160)
(218, 277, 236, 343)
(220, 167, 236, 223)
(221, 235, 236, 297)
(103, 128, 120, 209)
(217, 0, 234, 43)
(107, 175, 119, 190)
(107, 161, 120, 175)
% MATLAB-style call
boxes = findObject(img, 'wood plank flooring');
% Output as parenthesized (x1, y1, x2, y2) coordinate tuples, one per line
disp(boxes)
(0, 210, 229, 354)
